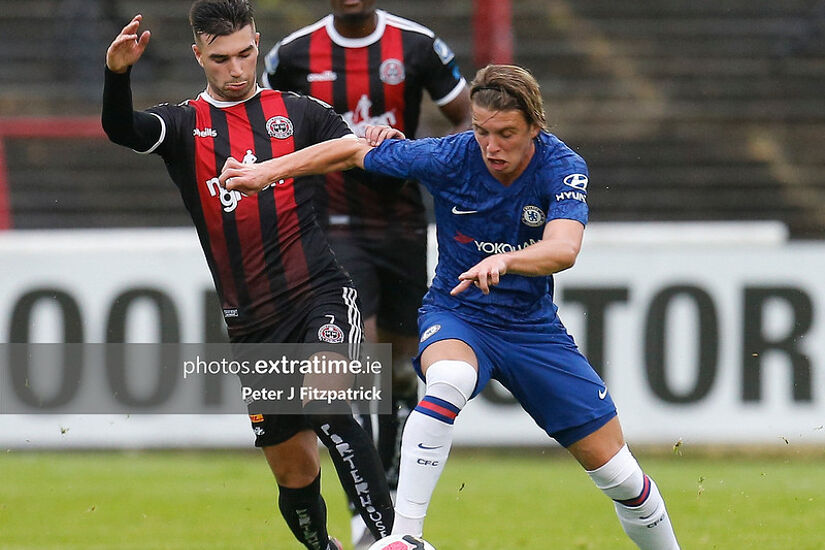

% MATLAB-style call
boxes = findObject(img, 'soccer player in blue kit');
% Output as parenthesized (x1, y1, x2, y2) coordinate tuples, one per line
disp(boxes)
(220, 64, 681, 549)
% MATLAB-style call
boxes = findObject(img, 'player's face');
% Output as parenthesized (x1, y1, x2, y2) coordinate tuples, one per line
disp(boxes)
(330, 0, 377, 21)
(472, 104, 541, 185)
(193, 24, 260, 102)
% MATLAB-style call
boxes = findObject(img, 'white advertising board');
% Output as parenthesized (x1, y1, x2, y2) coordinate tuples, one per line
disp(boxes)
(1, 225, 822, 448)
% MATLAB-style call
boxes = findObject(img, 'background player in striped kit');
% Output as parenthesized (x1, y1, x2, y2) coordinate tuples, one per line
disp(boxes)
(219, 63, 682, 550)
(101, 2, 394, 548)
(262, 2, 470, 547)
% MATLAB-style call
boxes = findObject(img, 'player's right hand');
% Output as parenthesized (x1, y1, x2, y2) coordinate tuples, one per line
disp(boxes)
(220, 157, 271, 195)
(106, 14, 151, 74)
(364, 125, 405, 146)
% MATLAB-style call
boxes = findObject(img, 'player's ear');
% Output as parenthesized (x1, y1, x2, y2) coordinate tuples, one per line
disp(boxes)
(192, 43, 204, 67)
(255, 32, 260, 48)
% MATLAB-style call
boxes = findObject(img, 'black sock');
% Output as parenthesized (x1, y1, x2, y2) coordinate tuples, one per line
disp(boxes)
(378, 391, 418, 491)
(277, 473, 330, 550)
(306, 402, 394, 540)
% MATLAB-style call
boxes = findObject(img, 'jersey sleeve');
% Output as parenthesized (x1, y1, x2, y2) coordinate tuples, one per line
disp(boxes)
(547, 149, 590, 225)
(300, 94, 354, 142)
(102, 67, 165, 153)
(102, 66, 190, 159)
(143, 102, 193, 160)
(363, 135, 461, 187)
(420, 35, 466, 106)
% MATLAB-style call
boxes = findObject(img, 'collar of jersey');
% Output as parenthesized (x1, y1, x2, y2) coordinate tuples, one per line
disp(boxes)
(198, 85, 265, 108)
(324, 9, 387, 48)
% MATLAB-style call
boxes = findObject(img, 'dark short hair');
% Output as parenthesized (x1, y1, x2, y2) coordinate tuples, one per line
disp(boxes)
(189, 0, 255, 44)
(470, 64, 547, 130)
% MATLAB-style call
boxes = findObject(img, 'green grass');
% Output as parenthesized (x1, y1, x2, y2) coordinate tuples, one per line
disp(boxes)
(1, 448, 824, 549)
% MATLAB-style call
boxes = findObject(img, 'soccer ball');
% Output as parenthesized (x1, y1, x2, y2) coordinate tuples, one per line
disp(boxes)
(367, 534, 436, 550)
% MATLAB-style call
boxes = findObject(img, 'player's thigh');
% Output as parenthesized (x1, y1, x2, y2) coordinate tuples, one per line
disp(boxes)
(416, 310, 494, 396)
(298, 287, 365, 399)
(495, 336, 617, 447)
(420, 339, 478, 374)
(301, 286, 364, 348)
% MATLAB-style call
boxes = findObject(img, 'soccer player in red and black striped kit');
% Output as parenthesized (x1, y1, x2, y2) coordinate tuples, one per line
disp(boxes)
(262, 4, 470, 546)
(101, 2, 393, 549)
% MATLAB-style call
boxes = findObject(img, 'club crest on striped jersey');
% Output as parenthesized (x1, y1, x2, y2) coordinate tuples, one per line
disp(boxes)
(522, 205, 546, 227)
(379, 58, 405, 85)
(420, 324, 441, 343)
(318, 315, 345, 343)
(266, 116, 294, 139)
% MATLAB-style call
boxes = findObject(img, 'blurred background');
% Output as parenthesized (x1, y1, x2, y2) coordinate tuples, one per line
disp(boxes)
(2, 0, 825, 233)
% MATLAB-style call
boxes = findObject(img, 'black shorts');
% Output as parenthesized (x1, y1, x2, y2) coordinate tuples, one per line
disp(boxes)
(327, 228, 427, 336)
(232, 286, 364, 447)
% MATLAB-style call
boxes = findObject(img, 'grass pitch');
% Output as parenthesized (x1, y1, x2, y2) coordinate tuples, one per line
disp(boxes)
(1, 447, 823, 549)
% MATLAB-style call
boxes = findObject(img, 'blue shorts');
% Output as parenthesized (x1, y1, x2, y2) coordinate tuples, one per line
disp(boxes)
(414, 308, 617, 447)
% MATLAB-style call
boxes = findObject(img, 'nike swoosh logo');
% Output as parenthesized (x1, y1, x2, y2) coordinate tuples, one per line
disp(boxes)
(598, 388, 608, 400)
(417, 443, 442, 450)
(451, 206, 478, 215)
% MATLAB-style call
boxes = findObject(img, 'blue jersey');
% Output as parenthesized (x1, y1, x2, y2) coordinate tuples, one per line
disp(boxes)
(364, 131, 589, 326)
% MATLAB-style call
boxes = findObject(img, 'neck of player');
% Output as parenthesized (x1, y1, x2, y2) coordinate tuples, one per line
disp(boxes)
(333, 12, 378, 38)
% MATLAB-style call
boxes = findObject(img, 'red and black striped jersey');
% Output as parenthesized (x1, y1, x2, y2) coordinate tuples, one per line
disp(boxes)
(143, 88, 354, 337)
(263, 9, 466, 233)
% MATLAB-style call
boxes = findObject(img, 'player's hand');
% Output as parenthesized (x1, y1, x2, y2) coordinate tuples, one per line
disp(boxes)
(450, 255, 509, 296)
(220, 157, 272, 195)
(106, 14, 151, 74)
(364, 125, 405, 146)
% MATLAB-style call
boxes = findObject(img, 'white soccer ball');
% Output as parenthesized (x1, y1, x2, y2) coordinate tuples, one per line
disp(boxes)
(367, 534, 436, 550)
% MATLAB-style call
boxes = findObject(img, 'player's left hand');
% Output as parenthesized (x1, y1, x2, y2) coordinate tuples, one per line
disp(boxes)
(364, 125, 405, 146)
(220, 157, 271, 195)
(451, 255, 509, 296)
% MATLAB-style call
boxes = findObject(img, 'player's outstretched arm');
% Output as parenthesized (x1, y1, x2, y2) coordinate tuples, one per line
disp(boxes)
(451, 219, 584, 295)
(106, 14, 151, 73)
(102, 14, 165, 152)
(220, 125, 405, 195)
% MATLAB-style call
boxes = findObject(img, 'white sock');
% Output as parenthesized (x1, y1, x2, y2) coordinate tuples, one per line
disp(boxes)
(588, 445, 680, 550)
(392, 360, 477, 536)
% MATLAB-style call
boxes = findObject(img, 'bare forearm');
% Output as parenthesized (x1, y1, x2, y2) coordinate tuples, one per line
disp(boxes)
(502, 239, 579, 277)
(265, 137, 368, 182)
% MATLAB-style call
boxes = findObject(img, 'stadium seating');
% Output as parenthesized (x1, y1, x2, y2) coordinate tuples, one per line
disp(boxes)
(1, 0, 823, 235)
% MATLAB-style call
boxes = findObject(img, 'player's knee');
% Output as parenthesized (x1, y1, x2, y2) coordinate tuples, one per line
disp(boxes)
(586, 444, 646, 502)
(263, 445, 320, 488)
(423, 360, 477, 410)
